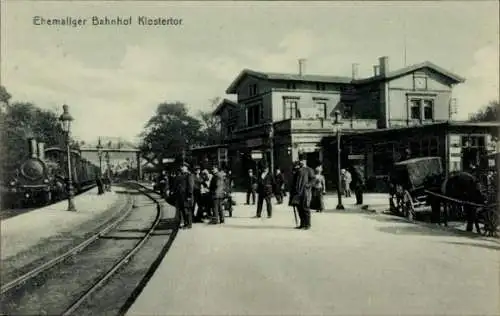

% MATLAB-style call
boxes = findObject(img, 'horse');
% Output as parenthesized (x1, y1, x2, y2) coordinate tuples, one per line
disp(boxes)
(427, 171, 486, 234)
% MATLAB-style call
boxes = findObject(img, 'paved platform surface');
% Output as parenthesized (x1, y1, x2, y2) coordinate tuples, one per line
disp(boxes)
(127, 192, 499, 316)
(0, 188, 122, 260)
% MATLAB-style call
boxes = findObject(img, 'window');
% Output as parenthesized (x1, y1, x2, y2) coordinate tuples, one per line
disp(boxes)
(315, 102, 327, 118)
(284, 99, 300, 119)
(423, 100, 434, 120)
(247, 104, 262, 127)
(286, 82, 297, 90)
(410, 100, 421, 119)
(249, 84, 258, 96)
(409, 98, 435, 121)
(316, 83, 326, 91)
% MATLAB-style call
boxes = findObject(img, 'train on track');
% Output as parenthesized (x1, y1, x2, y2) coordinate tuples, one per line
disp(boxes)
(1, 138, 100, 208)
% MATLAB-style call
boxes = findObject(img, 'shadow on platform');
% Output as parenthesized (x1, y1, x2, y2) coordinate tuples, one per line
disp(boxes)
(376, 224, 488, 240)
(220, 223, 295, 230)
(439, 241, 500, 251)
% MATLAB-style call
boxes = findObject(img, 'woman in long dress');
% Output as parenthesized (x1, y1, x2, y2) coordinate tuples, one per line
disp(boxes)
(311, 166, 326, 212)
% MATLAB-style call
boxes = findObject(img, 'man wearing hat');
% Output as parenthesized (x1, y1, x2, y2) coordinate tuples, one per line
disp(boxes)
(173, 161, 195, 229)
(209, 164, 226, 224)
(289, 153, 315, 229)
(192, 165, 203, 222)
(255, 161, 276, 218)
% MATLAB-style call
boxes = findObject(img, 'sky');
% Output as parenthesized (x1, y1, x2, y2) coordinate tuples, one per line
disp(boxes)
(2, 1, 499, 145)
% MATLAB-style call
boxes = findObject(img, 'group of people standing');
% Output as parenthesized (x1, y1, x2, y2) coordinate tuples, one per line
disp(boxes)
(244, 153, 365, 230)
(156, 154, 366, 231)
(155, 162, 233, 229)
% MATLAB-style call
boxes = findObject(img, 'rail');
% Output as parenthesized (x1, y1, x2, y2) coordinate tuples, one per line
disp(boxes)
(61, 182, 163, 315)
(0, 191, 134, 295)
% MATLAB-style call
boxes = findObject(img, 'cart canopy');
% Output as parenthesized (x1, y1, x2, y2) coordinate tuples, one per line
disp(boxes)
(391, 157, 443, 191)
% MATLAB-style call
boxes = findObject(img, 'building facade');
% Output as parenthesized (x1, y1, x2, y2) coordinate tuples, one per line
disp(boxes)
(201, 56, 497, 189)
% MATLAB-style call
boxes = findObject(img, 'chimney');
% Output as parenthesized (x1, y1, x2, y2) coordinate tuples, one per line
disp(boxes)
(37, 142, 45, 160)
(28, 138, 37, 158)
(379, 56, 389, 76)
(351, 63, 359, 80)
(373, 65, 380, 76)
(298, 58, 306, 76)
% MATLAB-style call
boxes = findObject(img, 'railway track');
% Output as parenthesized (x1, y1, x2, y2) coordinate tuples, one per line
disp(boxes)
(0, 182, 175, 315)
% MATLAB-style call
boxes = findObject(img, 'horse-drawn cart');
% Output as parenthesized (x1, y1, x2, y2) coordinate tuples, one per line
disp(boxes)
(388, 157, 444, 220)
(389, 156, 498, 237)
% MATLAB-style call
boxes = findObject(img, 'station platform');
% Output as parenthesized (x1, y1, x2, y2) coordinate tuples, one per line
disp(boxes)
(126, 192, 499, 316)
(1, 187, 123, 260)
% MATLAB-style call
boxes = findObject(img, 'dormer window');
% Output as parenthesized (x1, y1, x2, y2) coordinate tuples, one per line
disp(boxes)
(286, 82, 297, 90)
(249, 84, 258, 96)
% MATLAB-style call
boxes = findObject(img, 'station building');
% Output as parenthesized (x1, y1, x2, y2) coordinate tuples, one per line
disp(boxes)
(190, 56, 499, 190)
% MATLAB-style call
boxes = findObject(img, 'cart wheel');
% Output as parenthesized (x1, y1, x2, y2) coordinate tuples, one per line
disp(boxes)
(403, 190, 415, 221)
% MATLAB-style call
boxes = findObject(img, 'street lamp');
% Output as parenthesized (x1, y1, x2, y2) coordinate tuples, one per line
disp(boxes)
(96, 138, 103, 174)
(59, 104, 76, 212)
(267, 123, 274, 173)
(332, 110, 344, 210)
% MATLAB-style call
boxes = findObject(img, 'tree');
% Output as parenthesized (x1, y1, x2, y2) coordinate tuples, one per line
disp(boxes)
(197, 97, 222, 146)
(0, 101, 67, 169)
(0, 85, 11, 106)
(139, 102, 202, 169)
(469, 100, 499, 122)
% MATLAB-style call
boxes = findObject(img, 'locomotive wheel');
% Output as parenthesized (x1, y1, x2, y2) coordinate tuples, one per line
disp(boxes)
(403, 190, 415, 221)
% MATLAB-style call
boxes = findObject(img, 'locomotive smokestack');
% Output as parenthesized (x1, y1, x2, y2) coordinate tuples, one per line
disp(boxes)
(37, 142, 45, 160)
(28, 138, 37, 158)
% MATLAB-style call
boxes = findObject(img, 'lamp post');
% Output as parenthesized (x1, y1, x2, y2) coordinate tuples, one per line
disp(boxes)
(332, 110, 344, 210)
(105, 151, 110, 175)
(267, 123, 274, 173)
(59, 104, 76, 212)
(96, 138, 103, 175)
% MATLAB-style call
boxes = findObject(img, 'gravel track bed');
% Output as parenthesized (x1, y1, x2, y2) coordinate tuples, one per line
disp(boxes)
(0, 192, 131, 285)
(73, 198, 178, 316)
(0, 190, 156, 315)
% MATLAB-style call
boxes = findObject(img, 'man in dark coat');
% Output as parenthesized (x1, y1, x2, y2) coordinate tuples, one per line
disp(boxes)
(192, 166, 203, 223)
(246, 169, 257, 205)
(274, 168, 285, 204)
(290, 154, 315, 229)
(209, 165, 226, 224)
(349, 165, 365, 205)
(173, 162, 194, 229)
(255, 163, 275, 218)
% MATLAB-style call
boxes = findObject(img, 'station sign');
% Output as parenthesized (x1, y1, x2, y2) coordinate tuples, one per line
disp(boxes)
(348, 154, 365, 160)
(251, 151, 263, 159)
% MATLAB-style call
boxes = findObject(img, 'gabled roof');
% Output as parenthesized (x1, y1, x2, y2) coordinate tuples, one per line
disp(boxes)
(225, 69, 352, 94)
(353, 61, 466, 84)
(225, 61, 465, 93)
(213, 98, 239, 116)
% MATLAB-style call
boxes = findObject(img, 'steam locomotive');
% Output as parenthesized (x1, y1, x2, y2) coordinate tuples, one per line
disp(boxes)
(1, 138, 100, 208)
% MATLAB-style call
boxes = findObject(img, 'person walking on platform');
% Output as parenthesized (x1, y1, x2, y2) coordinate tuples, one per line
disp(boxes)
(255, 162, 276, 218)
(274, 168, 285, 204)
(349, 165, 365, 205)
(311, 166, 326, 212)
(289, 154, 315, 229)
(209, 165, 226, 225)
(156, 170, 170, 200)
(246, 169, 257, 205)
(196, 169, 212, 222)
(193, 166, 203, 223)
(173, 162, 194, 229)
(96, 174, 104, 195)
